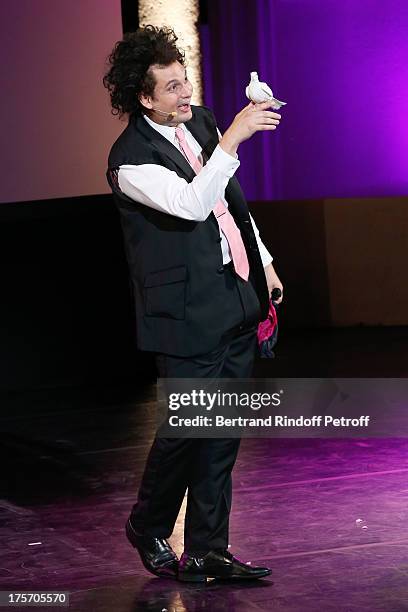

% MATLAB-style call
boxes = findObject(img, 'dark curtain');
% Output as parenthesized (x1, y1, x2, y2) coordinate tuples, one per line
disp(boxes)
(201, 0, 283, 200)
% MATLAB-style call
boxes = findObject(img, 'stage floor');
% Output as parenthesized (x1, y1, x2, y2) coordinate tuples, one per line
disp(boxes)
(1, 328, 408, 611)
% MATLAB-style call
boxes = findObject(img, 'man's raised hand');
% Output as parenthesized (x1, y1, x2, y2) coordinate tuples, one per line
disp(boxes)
(219, 101, 281, 156)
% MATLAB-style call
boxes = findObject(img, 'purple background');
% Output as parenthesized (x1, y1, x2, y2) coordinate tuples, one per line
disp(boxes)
(201, 0, 408, 201)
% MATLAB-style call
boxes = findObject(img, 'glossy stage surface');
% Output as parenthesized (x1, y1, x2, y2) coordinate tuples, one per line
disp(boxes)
(1, 329, 408, 611)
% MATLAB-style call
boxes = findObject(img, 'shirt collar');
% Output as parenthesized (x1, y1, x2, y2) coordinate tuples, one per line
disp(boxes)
(143, 114, 187, 146)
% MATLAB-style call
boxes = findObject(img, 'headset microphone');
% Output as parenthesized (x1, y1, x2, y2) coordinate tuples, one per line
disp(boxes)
(151, 108, 178, 119)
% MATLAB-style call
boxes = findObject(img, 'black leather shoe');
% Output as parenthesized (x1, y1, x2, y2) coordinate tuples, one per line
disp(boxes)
(125, 518, 178, 578)
(178, 548, 272, 582)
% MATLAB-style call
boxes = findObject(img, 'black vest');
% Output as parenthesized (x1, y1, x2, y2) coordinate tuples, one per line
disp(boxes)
(107, 105, 269, 356)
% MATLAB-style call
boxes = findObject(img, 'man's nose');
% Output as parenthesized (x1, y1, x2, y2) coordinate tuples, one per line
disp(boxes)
(181, 80, 193, 96)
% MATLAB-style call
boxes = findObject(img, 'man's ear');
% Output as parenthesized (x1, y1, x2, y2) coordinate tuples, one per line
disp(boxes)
(139, 93, 153, 111)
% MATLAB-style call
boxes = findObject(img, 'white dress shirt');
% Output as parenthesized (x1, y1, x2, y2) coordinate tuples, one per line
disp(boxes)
(117, 114, 273, 266)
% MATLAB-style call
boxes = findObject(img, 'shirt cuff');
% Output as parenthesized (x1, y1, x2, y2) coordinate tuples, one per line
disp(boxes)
(207, 144, 240, 177)
(259, 247, 273, 267)
(249, 212, 273, 266)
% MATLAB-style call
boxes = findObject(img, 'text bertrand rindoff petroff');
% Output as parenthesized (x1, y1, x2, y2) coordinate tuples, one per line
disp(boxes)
(164, 389, 370, 429)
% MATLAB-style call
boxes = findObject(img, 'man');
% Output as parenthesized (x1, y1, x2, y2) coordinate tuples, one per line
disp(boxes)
(104, 25, 283, 582)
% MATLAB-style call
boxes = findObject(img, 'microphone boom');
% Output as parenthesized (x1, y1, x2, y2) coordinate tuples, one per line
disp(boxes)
(152, 108, 178, 119)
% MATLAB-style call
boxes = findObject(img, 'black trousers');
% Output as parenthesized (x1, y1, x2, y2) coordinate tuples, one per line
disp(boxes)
(130, 264, 260, 555)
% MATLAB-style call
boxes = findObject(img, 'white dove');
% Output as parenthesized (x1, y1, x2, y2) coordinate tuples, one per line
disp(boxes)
(245, 71, 286, 109)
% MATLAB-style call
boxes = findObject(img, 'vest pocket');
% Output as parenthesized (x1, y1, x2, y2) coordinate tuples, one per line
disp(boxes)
(144, 265, 187, 320)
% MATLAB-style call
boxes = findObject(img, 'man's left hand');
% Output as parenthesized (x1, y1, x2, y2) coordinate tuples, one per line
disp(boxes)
(264, 263, 283, 304)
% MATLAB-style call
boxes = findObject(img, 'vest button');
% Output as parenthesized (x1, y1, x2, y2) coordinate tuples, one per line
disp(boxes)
(216, 236, 222, 243)
(217, 265, 225, 274)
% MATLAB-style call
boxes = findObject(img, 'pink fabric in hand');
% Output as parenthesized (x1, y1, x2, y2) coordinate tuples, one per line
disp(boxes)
(257, 300, 278, 344)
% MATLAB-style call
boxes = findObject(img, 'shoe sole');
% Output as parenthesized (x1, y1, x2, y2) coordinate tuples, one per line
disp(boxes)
(178, 569, 272, 583)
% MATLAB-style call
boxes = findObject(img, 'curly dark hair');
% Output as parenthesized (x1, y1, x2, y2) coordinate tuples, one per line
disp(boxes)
(103, 25, 185, 118)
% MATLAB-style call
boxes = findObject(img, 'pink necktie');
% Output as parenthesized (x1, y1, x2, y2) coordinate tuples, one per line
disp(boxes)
(175, 127, 249, 281)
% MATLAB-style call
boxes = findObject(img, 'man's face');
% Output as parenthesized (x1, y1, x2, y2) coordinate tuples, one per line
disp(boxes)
(140, 61, 193, 126)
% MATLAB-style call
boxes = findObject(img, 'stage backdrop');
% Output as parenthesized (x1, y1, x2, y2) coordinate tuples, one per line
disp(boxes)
(0, 0, 124, 203)
(202, 0, 408, 201)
